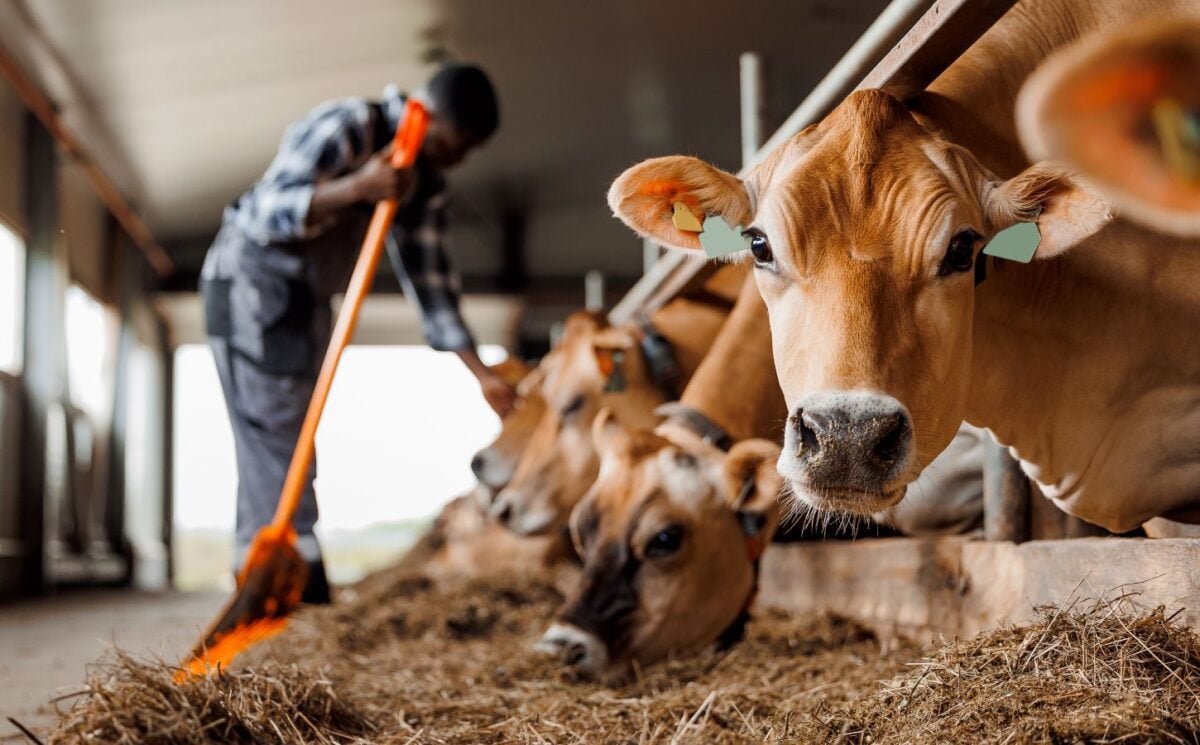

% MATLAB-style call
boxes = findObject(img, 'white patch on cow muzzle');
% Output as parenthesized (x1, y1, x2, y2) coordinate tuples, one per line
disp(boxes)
(535, 623, 608, 674)
(780, 390, 913, 515)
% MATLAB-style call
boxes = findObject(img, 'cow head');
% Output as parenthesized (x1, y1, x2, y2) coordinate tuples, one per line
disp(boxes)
(536, 410, 781, 677)
(470, 360, 548, 493)
(609, 89, 1111, 518)
(491, 312, 665, 535)
(1018, 18, 1200, 236)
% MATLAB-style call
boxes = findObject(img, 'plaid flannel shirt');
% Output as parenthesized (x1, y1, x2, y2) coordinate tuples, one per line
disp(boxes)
(224, 85, 474, 352)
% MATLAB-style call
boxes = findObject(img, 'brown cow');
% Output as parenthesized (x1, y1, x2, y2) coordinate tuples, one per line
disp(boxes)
(536, 409, 782, 677)
(609, 0, 1200, 533)
(491, 295, 732, 536)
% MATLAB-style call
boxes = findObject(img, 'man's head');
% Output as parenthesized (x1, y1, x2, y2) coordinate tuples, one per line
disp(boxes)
(418, 63, 500, 169)
(536, 411, 782, 677)
(608, 89, 1111, 519)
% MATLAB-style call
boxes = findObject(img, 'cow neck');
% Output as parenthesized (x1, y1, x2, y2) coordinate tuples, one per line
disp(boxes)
(677, 275, 786, 444)
(631, 313, 683, 400)
(645, 294, 732, 387)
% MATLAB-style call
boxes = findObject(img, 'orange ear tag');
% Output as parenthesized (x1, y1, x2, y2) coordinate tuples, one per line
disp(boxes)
(672, 202, 704, 232)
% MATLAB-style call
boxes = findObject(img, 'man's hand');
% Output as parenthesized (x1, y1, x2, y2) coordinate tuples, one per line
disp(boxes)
(351, 147, 417, 205)
(479, 372, 518, 418)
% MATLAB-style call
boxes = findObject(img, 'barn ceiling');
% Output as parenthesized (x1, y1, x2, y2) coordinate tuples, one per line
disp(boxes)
(2, 0, 888, 282)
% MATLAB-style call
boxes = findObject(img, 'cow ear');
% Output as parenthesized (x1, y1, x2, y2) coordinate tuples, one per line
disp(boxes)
(592, 326, 636, 382)
(608, 156, 752, 252)
(721, 439, 783, 542)
(591, 407, 631, 460)
(1017, 20, 1200, 237)
(986, 162, 1112, 259)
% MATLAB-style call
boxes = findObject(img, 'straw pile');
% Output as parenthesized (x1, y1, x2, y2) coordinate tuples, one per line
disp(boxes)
(46, 562, 1200, 743)
(819, 597, 1200, 743)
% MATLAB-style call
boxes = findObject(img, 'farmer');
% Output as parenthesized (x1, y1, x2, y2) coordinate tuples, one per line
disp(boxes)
(200, 64, 513, 603)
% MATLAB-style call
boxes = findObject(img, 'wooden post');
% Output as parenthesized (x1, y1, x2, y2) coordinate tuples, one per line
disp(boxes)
(982, 436, 1030, 543)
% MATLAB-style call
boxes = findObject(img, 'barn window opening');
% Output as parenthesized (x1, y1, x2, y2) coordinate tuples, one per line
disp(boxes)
(64, 284, 113, 418)
(171, 343, 508, 590)
(0, 223, 23, 376)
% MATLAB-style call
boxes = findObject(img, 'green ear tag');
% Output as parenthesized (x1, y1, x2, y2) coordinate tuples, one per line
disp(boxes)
(982, 221, 1040, 263)
(699, 215, 751, 258)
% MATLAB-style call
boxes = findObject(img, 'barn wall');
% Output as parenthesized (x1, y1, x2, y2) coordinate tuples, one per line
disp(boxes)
(0, 80, 24, 233)
(59, 162, 113, 305)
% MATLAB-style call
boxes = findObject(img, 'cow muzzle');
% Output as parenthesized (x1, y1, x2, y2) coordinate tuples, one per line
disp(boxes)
(535, 622, 609, 675)
(471, 447, 514, 490)
(489, 489, 557, 535)
(780, 391, 913, 514)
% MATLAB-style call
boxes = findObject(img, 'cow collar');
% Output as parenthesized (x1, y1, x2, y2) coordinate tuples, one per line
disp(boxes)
(653, 402, 735, 452)
(715, 476, 767, 651)
(633, 313, 683, 400)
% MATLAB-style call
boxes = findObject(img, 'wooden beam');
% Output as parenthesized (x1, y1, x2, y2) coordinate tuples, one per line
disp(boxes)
(859, 0, 1019, 99)
(613, 0, 1017, 319)
(0, 46, 173, 277)
(758, 537, 1200, 642)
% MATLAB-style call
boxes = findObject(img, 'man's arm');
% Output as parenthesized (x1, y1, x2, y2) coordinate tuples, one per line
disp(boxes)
(386, 196, 516, 417)
(233, 102, 413, 244)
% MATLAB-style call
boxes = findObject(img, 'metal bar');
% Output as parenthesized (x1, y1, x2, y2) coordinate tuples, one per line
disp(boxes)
(739, 52, 766, 167)
(613, 0, 1019, 319)
(982, 436, 1030, 543)
(16, 113, 58, 595)
(0, 46, 173, 277)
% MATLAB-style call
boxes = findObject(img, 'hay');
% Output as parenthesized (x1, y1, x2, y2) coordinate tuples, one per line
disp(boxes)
(45, 563, 1200, 744)
(821, 596, 1200, 743)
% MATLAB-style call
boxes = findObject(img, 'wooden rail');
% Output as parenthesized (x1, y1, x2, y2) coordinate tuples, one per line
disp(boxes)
(610, 0, 1017, 323)
(759, 537, 1200, 641)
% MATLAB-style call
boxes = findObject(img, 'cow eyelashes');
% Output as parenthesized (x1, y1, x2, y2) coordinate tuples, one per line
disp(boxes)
(742, 227, 774, 267)
(938, 229, 980, 277)
(644, 524, 685, 559)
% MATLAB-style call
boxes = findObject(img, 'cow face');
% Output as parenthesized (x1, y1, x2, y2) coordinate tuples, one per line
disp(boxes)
(608, 89, 1111, 518)
(491, 313, 665, 535)
(470, 361, 548, 493)
(536, 411, 781, 677)
(1018, 18, 1200, 236)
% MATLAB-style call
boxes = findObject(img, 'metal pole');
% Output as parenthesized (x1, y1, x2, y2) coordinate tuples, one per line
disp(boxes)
(584, 270, 604, 312)
(982, 436, 1031, 543)
(739, 52, 765, 167)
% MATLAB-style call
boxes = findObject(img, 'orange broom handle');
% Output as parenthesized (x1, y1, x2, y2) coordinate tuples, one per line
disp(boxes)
(269, 99, 429, 530)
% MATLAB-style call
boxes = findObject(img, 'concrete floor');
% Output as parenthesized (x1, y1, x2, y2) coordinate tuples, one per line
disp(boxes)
(0, 589, 224, 741)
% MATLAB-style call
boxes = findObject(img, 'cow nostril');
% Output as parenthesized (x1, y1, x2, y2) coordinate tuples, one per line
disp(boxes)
(495, 502, 512, 524)
(563, 641, 589, 667)
(470, 454, 486, 478)
(796, 410, 822, 457)
(871, 413, 910, 467)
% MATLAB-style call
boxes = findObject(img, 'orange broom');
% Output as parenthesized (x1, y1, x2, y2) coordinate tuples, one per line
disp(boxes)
(180, 99, 430, 679)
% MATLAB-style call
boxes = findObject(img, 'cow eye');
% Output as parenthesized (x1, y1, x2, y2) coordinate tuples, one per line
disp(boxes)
(938, 229, 980, 277)
(742, 228, 773, 266)
(561, 395, 586, 418)
(644, 524, 685, 558)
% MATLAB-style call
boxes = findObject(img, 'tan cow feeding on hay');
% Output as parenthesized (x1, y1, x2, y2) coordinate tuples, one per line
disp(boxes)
(490, 294, 733, 536)
(608, 0, 1200, 534)
(535, 410, 783, 677)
